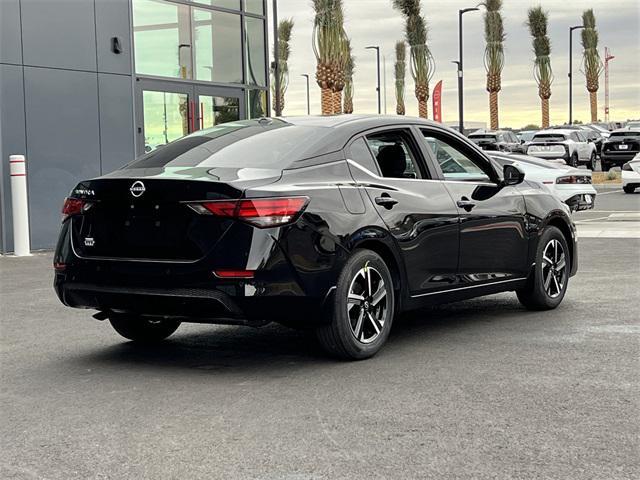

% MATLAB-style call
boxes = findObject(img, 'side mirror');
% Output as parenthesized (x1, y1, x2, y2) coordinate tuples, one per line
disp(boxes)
(520, 139, 525, 144)
(502, 164, 525, 186)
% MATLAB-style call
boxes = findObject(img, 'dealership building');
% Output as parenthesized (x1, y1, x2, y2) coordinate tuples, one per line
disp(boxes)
(0, 0, 269, 252)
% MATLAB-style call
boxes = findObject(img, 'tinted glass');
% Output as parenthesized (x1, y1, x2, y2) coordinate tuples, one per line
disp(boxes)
(365, 130, 424, 179)
(133, 0, 191, 78)
(245, 0, 265, 15)
(533, 134, 566, 142)
(610, 131, 640, 137)
(348, 138, 380, 175)
(469, 134, 498, 141)
(126, 121, 334, 169)
(246, 17, 267, 86)
(192, 0, 240, 9)
(248, 89, 267, 118)
(421, 130, 493, 181)
(193, 8, 242, 83)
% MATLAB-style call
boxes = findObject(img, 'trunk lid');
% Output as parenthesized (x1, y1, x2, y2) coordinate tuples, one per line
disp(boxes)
(68, 167, 281, 262)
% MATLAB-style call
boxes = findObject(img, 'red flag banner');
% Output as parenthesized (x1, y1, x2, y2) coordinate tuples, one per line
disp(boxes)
(432, 80, 443, 123)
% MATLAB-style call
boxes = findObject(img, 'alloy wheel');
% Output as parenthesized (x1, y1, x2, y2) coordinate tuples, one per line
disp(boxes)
(541, 239, 567, 298)
(347, 264, 388, 344)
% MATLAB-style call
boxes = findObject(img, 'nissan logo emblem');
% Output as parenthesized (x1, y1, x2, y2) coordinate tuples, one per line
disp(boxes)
(130, 181, 145, 197)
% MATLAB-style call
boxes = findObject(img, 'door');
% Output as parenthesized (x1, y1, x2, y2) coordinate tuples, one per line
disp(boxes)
(135, 79, 245, 155)
(346, 129, 460, 294)
(572, 131, 589, 161)
(194, 85, 245, 131)
(419, 128, 529, 282)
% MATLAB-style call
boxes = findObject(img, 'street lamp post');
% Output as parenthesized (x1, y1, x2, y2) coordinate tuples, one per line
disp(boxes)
(568, 25, 585, 125)
(457, 7, 479, 134)
(366, 46, 381, 114)
(301, 74, 310, 115)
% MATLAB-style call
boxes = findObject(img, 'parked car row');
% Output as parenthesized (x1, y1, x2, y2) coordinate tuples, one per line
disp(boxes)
(601, 129, 640, 171)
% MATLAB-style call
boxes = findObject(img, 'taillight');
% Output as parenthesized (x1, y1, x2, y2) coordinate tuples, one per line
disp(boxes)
(188, 196, 309, 228)
(213, 269, 255, 279)
(62, 197, 84, 220)
(556, 176, 591, 184)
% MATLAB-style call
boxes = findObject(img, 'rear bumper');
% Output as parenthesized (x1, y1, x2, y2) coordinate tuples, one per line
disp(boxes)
(622, 170, 640, 187)
(601, 152, 638, 165)
(564, 193, 595, 211)
(55, 280, 324, 325)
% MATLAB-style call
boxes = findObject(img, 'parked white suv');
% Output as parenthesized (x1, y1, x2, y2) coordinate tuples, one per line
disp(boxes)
(526, 129, 597, 170)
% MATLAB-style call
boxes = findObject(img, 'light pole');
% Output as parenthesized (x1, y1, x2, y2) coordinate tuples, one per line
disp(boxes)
(457, 7, 479, 134)
(272, 0, 281, 117)
(366, 46, 381, 114)
(568, 25, 585, 125)
(301, 74, 310, 115)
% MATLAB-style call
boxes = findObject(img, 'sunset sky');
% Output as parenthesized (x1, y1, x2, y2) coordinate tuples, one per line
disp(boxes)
(270, 0, 640, 128)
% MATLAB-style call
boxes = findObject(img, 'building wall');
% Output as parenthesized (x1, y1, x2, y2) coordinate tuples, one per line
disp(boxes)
(0, 0, 135, 252)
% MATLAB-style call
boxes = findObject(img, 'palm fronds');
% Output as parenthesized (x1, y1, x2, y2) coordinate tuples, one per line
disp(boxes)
(526, 6, 552, 127)
(395, 41, 406, 115)
(392, 0, 435, 118)
(271, 18, 294, 114)
(581, 9, 603, 122)
(312, 0, 346, 114)
(482, 0, 505, 129)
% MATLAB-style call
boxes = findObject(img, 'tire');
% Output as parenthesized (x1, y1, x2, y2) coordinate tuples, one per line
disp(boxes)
(588, 152, 597, 171)
(623, 185, 635, 194)
(109, 314, 180, 342)
(315, 249, 395, 360)
(568, 153, 579, 168)
(517, 226, 570, 310)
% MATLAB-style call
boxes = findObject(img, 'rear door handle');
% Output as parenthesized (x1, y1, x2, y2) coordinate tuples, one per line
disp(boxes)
(375, 196, 398, 209)
(456, 199, 476, 211)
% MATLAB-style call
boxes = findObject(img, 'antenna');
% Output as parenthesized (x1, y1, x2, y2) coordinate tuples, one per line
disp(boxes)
(604, 47, 615, 122)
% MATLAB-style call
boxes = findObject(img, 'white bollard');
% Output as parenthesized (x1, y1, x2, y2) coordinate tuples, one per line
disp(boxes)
(9, 155, 31, 256)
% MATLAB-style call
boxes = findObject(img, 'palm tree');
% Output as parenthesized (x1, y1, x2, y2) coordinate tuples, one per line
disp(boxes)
(343, 41, 355, 114)
(581, 9, 603, 123)
(392, 0, 435, 119)
(482, 0, 505, 129)
(394, 41, 406, 115)
(312, 0, 345, 115)
(526, 7, 553, 128)
(271, 19, 294, 115)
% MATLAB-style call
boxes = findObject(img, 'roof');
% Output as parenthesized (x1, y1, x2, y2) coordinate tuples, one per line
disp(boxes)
(536, 129, 572, 136)
(279, 114, 441, 129)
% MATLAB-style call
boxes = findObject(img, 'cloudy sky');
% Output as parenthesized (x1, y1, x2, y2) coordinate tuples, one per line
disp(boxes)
(269, 0, 640, 128)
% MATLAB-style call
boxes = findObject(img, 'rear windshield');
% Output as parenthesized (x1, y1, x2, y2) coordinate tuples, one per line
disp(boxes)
(125, 120, 334, 170)
(610, 131, 640, 138)
(469, 134, 497, 140)
(532, 133, 566, 142)
(519, 131, 536, 141)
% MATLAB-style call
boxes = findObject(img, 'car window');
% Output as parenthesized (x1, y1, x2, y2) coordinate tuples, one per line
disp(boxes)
(348, 137, 380, 175)
(570, 132, 581, 142)
(610, 131, 640, 138)
(420, 130, 493, 182)
(365, 130, 424, 179)
(533, 133, 566, 142)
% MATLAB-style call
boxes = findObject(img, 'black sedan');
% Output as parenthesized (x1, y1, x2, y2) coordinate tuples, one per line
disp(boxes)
(54, 116, 578, 360)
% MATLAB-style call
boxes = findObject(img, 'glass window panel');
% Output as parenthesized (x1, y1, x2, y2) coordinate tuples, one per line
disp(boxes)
(245, 0, 264, 15)
(133, 0, 192, 79)
(248, 90, 267, 118)
(142, 90, 190, 152)
(246, 17, 266, 86)
(192, 0, 240, 10)
(200, 95, 240, 128)
(193, 8, 243, 83)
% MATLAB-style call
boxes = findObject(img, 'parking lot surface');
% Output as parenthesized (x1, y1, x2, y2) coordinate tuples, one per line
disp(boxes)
(1, 192, 639, 480)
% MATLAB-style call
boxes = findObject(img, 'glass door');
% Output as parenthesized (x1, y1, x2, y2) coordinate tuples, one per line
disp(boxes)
(136, 80, 246, 155)
(194, 86, 245, 131)
(136, 79, 194, 154)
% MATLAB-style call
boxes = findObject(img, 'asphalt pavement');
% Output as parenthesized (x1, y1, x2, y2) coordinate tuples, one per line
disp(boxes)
(1, 191, 639, 480)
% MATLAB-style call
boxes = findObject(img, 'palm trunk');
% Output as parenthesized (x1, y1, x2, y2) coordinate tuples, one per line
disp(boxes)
(541, 97, 550, 128)
(589, 91, 598, 123)
(333, 90, 343, 114)
(343, 97, 353, 114)
(321, 88, 333, 115)
(489, 91, 499, 130)
(396, 101, 405, 116)
(418, 100, 428, 119)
